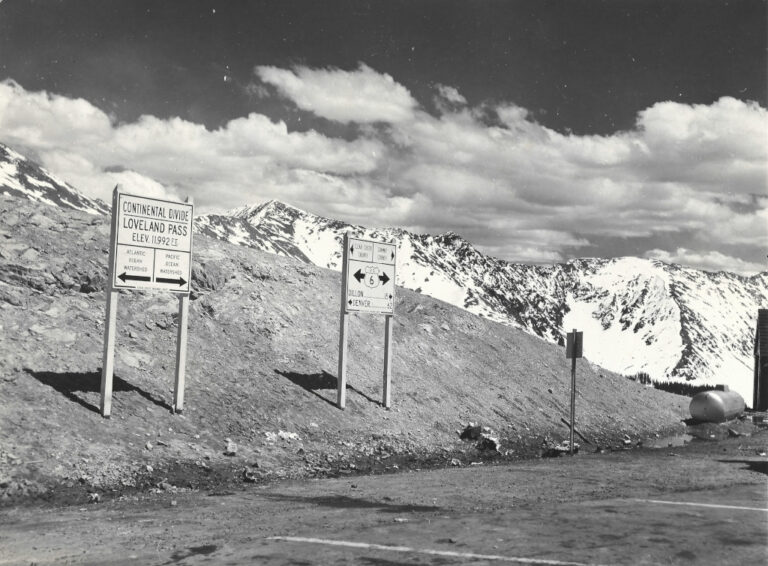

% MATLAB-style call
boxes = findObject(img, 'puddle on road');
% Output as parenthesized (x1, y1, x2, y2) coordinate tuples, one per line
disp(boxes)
(648, 434, 694, 449)
(167, 544, 218, 563)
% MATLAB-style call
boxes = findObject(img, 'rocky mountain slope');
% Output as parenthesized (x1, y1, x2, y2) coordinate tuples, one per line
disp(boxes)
(2, 141, 764, 403)
(198, 201, 768, 403)
(0, 193, 690, 502)
(0, 142, 108, 215)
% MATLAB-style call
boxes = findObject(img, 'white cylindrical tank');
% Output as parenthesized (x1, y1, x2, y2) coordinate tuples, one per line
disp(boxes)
(689, 390, 745, 423)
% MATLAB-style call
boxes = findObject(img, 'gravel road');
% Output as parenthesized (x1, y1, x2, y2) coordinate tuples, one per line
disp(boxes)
(1, 432, 766, 565)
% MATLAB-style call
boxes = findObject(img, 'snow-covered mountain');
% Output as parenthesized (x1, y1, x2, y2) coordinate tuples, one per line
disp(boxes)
(0, 142, 108, 215)
(197, 200, 768, 404)
(2, 142, 764, 403)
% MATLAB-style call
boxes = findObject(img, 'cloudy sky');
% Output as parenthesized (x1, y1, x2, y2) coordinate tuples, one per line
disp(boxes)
(0, 0, 766, 274)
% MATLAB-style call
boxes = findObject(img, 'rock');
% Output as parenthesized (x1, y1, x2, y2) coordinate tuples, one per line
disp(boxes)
(477, 434, 500, 452)
(19, 248, 40, 261)
(542, 439, 579, 457)
(224, 438, 238, 456)
(28, 213, 55, 229)
(450, 458, 462, 467)
(278, 430, 300, 441)
(79, 273, 105, 293)
(157, 481, 173, 491)
(242, 466, 259, 482)
(191, 262, 228, 291)
(145, 441, 153, 451)
(146, 465, 154, 473)
(88, 492, 100, 503)
(727, 428, 744, 438)
(460, 423, 482, 440)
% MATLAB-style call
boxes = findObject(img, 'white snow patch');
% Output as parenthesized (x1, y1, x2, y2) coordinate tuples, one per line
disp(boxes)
(0, 161, 25, 191)
(562, 258, 684, 379)
(25, 176, 54, 189)
(293, 218, 341, 269)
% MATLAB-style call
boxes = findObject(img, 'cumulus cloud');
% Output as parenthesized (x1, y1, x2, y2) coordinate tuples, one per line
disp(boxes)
(436, 84, 467, 106)
(644, 248, 766, 276)
(0, 69, 766, 274)
(255, 63, 417, 123)
(0, 78, 385, 207)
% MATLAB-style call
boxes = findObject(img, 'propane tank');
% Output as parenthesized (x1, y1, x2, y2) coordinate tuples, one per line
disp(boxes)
(689, 389, 745, 423)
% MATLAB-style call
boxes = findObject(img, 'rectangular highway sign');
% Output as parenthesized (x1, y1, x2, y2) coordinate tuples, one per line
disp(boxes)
(112, 193, 193, 292)
(344, 236, 396, 314)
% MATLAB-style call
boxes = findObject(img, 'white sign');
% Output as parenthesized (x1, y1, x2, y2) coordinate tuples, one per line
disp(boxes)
(113, 193, 193, 292)
(344, 237, 396, 314)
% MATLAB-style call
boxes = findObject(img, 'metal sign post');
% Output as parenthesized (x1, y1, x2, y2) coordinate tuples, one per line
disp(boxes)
(100, 186, 194, 418)
(172, 196, 193, 414)
(100, 187, 121, 418)
(337, 233, 397, 409)
(565, 329, 583, 455)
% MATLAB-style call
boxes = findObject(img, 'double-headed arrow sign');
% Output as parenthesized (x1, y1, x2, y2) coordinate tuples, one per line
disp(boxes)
(352, 269, 390, 285)
(118, 272, 187, 287)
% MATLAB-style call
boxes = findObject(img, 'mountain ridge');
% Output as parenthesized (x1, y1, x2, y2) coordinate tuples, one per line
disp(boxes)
(0, 142, 108, 215)
(195, 199, 767, 404)
(1, 141, 765, 403)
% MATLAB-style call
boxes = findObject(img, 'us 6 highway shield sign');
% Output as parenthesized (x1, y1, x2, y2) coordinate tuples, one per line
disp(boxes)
(343, 236, 396, 314)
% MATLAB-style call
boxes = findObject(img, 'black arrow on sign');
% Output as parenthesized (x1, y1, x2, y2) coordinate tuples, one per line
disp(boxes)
(378, 272, 390, 285)
(348, 299, 353, 306)
(118, 272, 150, 283)
(156, 276, 187, 287)
(350, 244, 355, 255)
(353, 269, 364, 283)
(391, 252, 395, 261)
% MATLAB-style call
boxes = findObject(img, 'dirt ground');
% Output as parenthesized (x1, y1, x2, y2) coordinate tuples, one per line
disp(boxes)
(1, 194, 696, 506)
(2, 194, 765, 565)
(1, 428, 766, 566)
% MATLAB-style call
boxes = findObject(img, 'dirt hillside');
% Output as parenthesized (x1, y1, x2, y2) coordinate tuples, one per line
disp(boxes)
(0, 194, 691, 504)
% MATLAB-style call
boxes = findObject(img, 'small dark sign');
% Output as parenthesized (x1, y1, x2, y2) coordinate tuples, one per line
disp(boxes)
(566, 331, 583, 359)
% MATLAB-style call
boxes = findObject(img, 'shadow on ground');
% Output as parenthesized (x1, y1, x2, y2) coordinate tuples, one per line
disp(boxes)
(24, 368, 172, 414)
(718, 459, 768, 476)
(275, 369, 382, 407)
(261, 492, 440, 513)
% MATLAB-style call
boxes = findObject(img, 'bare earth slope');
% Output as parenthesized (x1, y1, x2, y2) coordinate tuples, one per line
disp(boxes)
(0, 194, 690, 502)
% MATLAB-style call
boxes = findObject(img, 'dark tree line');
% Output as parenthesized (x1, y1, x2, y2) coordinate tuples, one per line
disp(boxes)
(626, 372, 713, 397)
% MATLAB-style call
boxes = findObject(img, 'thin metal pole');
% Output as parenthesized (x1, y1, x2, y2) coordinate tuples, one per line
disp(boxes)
(100, 290, 118, 418)
(100, 186, 120, 418)
(337, 232, 350, 409)
(383, 314, 393, 408)
(173, 196, 193, 414)
(569, 329, 577, 455)
(173, 292, 189, 413)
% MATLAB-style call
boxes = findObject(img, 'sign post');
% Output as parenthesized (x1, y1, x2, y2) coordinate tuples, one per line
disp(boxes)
(565, 329, 583, 455)
(100, 186, 194, 418)
(337, 233, 397, 409)
(173, 196, 193, 414)
(100, 187, 121, 418)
